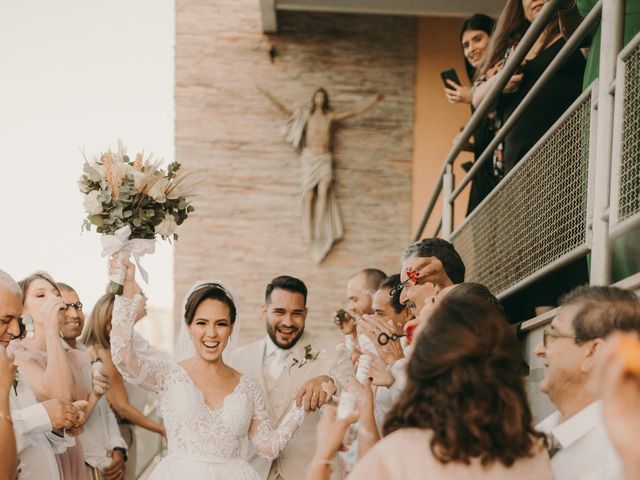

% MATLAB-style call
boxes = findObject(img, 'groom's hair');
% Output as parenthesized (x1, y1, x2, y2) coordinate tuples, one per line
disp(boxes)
(265, 276, 308, 305)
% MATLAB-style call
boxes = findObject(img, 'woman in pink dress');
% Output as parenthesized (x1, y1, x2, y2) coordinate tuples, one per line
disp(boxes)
(308, 295, 554, 479)
(9, 272, 89, 480)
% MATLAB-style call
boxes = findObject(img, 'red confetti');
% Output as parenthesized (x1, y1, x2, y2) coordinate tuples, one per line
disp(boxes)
(405, 324, 416, 345)
(406, 266, 420, 283)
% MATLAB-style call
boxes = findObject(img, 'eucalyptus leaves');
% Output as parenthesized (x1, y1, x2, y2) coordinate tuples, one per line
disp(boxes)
(78, 142, 194, 241)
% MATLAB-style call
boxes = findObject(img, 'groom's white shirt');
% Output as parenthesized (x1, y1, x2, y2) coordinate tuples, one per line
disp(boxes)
(230, 331, 354, 480)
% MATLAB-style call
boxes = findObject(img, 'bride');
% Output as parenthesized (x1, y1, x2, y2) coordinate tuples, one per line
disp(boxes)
(109, 259, 306, 479)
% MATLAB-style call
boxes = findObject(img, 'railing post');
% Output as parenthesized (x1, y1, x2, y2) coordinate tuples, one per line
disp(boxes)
(590, 0, 624, 285)
(442, 164, 454, 239)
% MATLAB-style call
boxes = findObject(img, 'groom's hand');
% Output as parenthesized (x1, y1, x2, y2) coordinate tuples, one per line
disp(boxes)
(295, 375, 334, 412)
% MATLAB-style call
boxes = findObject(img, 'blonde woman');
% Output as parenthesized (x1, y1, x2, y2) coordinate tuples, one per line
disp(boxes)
(9, 272, 89, 479)
(82, 292, 166, 479)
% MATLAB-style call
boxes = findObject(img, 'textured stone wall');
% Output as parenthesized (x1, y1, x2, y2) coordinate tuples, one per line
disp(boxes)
(175, 1, 416, 344)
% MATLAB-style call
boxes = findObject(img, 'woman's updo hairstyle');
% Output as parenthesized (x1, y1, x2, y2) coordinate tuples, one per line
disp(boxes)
(184, 283, 237, 326)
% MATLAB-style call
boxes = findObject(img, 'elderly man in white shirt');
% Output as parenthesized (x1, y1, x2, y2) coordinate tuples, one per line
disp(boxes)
(534, 285, 640, 480)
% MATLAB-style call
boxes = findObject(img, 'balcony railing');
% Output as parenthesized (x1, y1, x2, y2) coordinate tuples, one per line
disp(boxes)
(414, 0, 639, 304)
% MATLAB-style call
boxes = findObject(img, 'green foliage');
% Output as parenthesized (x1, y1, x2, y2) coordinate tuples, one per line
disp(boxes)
(79, 152, 195, 241)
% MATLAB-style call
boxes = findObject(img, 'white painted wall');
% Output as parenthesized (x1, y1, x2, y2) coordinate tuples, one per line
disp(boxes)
(0, 1, 176, 317)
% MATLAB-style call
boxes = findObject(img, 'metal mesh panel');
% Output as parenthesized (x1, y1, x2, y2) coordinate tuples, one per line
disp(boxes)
(451, 96, 591, 295)
(619, 41, 640, 221)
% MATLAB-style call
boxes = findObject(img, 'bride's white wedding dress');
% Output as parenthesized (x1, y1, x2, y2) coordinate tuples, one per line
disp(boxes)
(110, 294, 305, 479)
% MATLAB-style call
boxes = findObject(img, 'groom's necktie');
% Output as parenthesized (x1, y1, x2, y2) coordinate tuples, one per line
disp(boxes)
(268, 349, 290, 380)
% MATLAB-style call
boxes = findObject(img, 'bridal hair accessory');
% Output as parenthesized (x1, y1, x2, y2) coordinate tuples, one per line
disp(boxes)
(191, 282, 235, 303)
(79, 141, 196, 294)
(22, 315, 34, 339)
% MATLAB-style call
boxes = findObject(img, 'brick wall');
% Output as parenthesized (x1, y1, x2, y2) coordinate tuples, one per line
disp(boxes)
(175, 1, 416, 344)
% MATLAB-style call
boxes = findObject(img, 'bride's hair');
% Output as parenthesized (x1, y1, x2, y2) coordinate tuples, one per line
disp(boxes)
(184, 283, 237, 326)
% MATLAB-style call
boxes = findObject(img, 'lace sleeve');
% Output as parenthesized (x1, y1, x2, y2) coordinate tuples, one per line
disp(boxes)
(110, 295, 171, 394)
(246, 375, 305, 461)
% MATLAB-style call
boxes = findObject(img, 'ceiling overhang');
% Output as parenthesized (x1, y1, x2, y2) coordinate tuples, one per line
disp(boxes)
(260, 0, 504, 33)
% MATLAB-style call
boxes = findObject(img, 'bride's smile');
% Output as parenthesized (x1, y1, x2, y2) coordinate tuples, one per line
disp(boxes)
(190, 299, 234, 361)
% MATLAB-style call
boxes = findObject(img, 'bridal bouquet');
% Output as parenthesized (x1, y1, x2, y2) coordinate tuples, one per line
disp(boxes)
(79, 142, 195, 293)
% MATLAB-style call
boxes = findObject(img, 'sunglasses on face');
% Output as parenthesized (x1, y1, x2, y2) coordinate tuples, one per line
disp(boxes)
(64, 301, 83, 310)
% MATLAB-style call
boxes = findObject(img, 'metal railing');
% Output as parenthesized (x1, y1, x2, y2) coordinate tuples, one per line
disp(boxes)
(610, 32, 640, 241)
(413, 0, 638, 301)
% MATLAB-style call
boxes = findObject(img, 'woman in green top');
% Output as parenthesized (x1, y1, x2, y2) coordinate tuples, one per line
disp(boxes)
(562, 0, 640, 281)
(577, 0, 640, 89)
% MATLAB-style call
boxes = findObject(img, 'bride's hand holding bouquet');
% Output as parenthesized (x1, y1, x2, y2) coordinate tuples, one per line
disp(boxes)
(109, 257, 138, 299)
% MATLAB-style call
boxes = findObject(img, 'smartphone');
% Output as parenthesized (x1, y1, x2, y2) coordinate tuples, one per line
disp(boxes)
(440, 68, 461, 89)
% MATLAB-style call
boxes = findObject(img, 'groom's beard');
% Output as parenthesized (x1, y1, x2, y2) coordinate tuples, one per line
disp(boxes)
(267, 323, 304, 350)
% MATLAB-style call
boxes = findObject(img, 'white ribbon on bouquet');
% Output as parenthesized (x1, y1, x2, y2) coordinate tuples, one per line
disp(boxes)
(101, 225, 156, 284)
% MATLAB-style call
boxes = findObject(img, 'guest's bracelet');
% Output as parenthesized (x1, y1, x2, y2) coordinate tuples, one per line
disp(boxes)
(0, 411, 13, 425)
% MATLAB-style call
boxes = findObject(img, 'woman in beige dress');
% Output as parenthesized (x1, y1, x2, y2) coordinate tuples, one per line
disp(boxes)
(308, 295, 554, 479)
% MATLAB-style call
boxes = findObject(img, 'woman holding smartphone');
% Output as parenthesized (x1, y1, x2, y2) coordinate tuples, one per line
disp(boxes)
(443, 14, 497, 214)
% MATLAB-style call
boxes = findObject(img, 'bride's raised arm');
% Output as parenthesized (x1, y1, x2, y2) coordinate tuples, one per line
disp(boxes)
(109, 259, 171, 394)
(246, 376, 306, 460)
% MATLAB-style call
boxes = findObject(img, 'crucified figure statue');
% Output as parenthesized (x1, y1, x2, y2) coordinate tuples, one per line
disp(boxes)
(258, 85, 383, 263)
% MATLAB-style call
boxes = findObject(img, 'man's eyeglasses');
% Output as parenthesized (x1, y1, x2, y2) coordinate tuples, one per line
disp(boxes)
(542, 327, 576, 348)
(64, 301, 83, 311)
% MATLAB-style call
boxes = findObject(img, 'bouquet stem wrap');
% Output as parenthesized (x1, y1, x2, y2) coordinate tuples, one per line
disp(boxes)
(101, 225, 155, 294)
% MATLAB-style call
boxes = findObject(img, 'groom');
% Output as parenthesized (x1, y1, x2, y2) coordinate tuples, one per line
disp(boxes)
(231, 275, 354, 480)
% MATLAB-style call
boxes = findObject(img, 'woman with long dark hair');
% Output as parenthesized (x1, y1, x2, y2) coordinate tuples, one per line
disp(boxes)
(473, 0, 585, 174)
(444, 13, 497, 214)
(307, 296, 552, 479)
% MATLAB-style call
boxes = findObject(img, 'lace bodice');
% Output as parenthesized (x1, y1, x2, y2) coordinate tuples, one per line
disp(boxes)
(110, 295, 305, 461)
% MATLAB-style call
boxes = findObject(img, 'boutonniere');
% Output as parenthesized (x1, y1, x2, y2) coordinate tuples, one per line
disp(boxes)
(13, 364, 20, 395)
(290, 344, 322, 371)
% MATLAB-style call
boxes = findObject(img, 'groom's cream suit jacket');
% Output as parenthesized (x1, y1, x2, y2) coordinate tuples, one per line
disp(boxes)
(230, 331, 354, 480)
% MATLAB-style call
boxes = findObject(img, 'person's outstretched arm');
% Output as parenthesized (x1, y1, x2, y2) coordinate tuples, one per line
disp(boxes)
(109, 259, 171, 395)
(102, 353, 166, 436)
(257, 85, 294, 116)
(247, 375, 305, 460)
(333, 93, 383, 122)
